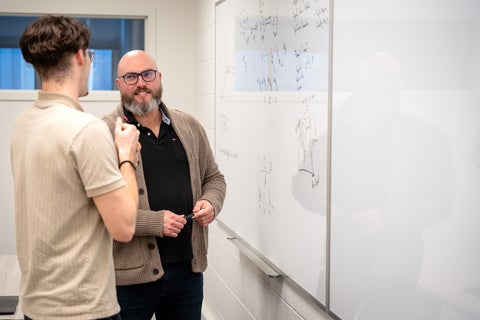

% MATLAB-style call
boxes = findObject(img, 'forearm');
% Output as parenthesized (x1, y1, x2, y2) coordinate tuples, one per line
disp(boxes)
(119, 159, 139, 208)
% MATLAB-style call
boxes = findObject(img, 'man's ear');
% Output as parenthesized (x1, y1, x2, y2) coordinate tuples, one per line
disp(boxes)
(74, 49, 86, 66)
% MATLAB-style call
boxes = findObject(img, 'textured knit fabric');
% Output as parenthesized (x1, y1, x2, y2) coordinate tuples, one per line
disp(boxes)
(103, 102, 226, 286)
(11, 91, 125, 319)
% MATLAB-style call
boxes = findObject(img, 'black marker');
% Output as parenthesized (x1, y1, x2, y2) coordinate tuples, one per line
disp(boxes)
(185, 209, 205, 221)
(184, 213, 195, 220)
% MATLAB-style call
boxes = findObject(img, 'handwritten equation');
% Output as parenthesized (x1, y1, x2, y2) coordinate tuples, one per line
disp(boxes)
(235, 0, 329, 92)
(295, 94, 321, 188)
(257, 155, 274, 215)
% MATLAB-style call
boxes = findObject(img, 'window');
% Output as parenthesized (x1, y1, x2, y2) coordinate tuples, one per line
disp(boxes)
(0, 16, 145, 90)
(0, 48, 35, 89)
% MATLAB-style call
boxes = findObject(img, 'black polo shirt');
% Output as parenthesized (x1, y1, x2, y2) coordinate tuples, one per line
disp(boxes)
(124, 106, 193, 264)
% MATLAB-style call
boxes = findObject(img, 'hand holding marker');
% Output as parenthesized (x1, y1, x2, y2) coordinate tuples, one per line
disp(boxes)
(184, 208, 204, 221)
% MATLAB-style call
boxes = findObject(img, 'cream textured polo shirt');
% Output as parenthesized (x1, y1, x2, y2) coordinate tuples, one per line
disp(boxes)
(11, 91, 125, 319)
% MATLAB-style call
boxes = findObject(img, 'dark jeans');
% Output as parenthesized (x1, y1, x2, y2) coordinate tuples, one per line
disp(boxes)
(116, 261, 203, 320)
(25, 313, 121, 319)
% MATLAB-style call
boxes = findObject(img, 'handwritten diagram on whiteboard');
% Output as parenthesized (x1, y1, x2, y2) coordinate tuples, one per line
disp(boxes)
(215, 0, 330, 305)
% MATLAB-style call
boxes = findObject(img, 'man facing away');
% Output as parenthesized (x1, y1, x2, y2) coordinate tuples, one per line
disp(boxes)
(103, 50, 226, 320)
(11, 15, 140, 320)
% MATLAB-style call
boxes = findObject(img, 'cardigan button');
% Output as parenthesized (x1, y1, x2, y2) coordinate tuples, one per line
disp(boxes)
(153, 268, 160, 275)
(139, 188, 145, 195)
(148, 243, 155, 250)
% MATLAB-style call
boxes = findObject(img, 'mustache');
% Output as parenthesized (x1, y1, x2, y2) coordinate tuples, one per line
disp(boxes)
(134, 86, 152, 94)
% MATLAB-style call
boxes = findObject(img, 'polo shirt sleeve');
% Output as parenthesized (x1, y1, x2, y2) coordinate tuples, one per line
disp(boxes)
(71, 119, 125, 198)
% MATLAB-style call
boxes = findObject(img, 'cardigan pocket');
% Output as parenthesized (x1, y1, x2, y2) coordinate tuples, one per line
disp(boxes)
(113, 237, 146, 270)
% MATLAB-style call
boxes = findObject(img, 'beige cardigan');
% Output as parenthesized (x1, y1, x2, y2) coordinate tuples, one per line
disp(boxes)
(103, 102, 226, 285)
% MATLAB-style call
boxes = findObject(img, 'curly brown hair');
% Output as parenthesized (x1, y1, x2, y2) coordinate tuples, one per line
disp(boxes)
(19, 14, 90, 81)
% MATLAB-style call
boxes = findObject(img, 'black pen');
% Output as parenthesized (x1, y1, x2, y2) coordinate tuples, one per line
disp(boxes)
(185, 209, 205, 221)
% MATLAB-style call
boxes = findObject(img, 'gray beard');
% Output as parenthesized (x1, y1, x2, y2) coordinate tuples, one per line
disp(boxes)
(123, 98, 160, 115)
(122, 85, 163, 115)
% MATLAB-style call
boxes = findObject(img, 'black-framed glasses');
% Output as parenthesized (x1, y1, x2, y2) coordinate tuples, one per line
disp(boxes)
(87, 49, 95, 63)
(118, 69, 158, 85)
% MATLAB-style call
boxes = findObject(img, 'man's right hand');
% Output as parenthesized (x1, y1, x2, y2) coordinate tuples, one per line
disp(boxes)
(163, 210, 187, 238)
(114, 117, 140, 164)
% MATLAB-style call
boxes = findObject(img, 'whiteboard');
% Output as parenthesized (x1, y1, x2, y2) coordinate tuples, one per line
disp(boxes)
(329, 0, 480, 319)
(215, 0, 330, 305)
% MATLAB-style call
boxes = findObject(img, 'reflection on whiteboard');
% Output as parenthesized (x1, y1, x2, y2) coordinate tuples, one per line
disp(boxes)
(220, 0, 329, 95)
(235, 15, 327, 91)
(330, 1, 480, 315)
(330, 51, 455, 320)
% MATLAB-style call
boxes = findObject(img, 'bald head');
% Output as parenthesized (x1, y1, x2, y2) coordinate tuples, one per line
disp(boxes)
(116, 50, 163, 116)
(117, 50, 159, 77)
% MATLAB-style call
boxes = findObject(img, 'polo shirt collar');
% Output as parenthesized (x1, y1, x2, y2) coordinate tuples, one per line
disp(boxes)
(35, 91, 84, 111)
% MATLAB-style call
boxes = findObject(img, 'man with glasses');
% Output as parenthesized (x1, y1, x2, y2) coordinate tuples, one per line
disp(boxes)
(11, 15, 140, 320)
(103, 50, 226, 320)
